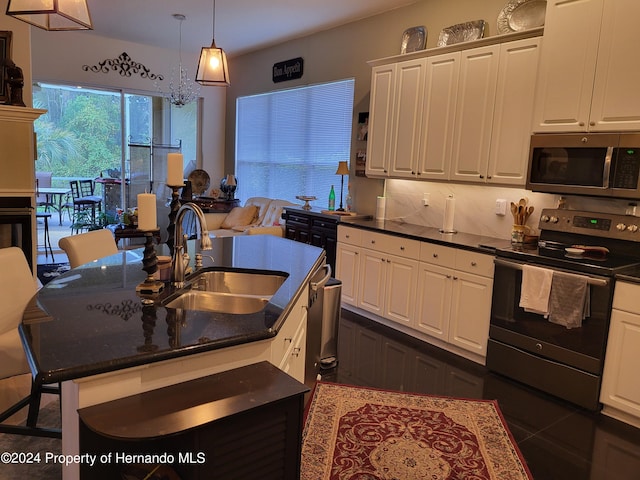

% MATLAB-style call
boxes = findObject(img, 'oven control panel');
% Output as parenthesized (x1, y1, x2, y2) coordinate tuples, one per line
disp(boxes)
(538, 208, 640, 241)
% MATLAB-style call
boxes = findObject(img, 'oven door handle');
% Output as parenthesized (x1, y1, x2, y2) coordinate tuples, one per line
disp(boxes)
(494, 258, 609, 287)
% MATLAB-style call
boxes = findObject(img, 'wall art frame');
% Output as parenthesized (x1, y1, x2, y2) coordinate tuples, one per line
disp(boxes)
(0, 31, 12, 104)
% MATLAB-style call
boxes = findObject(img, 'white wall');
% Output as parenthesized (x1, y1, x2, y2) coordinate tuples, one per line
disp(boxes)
(28, 26, 227, 182)
(0, 0, 33, 105)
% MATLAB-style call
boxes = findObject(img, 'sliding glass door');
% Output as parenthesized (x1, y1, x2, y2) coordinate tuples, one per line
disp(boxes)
(33, 83, 198, 222)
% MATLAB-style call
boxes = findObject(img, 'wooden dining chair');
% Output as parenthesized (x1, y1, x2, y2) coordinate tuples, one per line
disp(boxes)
(0, 247, 60, 438)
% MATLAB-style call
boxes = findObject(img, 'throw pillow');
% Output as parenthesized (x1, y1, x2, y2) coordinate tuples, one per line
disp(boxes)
(221, 205, 258, 229)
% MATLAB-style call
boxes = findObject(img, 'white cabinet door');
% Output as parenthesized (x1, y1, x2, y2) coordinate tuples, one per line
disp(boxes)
(449, 270, 493, 357)
(589, 0, 640, 131)
(366, 64, 396, 177)
(384, 253, 419, 326)
(415, 262, 452, 341)
(601, 282, 640, 423)
(358, 248, 386, 316)
(532, 0, 603, 132)
(389, 59, 426, 178)
(451, 45, 500, 182)
(418, 52, 460, 180)
(336, 243, 360, 306)
(487, 37, 541, 185)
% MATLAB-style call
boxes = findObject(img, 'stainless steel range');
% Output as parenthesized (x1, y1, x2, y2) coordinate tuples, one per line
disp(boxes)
(487, 208, 640, 410)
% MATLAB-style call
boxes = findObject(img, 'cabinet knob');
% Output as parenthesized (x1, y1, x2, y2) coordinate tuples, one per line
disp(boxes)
(590, 121, 596, 126)
(446, 274, 451, 279)
(386, 259, 391, 263)
(400, 246, 405, 251)
(453, 276, 458, 280)
(579, 122, 585, 127)
(479, 175, 484, 179)
(471, 261, 477, 267)
(433, 253, 438, 258)
(487, 175, 491, 179)
(371, 240, 375, 244)
(346, 234, 350, 238)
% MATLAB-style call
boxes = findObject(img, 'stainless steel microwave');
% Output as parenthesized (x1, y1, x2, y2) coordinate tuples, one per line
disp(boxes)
(526, 133, 640, 199)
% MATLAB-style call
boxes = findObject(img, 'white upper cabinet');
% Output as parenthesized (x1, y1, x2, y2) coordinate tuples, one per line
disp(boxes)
(366, 31, 541, 186)
(366, 64, 396, 176)
(450, 45, 500, 182)
(533, 0, 640, 132)
(488, 37, 542, 185)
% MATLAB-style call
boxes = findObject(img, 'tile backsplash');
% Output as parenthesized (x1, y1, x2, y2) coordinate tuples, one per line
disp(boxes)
(382, 180, 635, 240)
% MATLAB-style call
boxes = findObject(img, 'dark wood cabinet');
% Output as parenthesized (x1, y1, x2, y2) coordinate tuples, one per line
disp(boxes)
(78, 362, 309, 480)
(283, 208, 339, 273)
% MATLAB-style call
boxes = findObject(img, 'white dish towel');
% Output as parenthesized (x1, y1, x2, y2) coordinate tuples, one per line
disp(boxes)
(519, 265, 553, 316)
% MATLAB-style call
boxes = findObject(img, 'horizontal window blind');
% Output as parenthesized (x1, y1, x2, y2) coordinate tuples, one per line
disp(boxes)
(236, 78, 355, 207)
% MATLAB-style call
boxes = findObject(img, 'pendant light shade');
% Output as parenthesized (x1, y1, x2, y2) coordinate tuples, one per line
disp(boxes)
(6, 0, 93, 31)
(196, 0, 230, 86)
(196, 40, 230, 86)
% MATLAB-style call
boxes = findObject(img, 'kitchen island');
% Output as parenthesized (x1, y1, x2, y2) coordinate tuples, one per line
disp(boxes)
(20, 234, 324, 479)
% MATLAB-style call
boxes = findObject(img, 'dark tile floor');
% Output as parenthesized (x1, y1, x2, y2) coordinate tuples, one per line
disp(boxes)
(324, 309, 640, 480)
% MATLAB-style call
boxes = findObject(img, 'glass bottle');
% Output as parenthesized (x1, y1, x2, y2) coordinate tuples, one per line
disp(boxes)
(328, 185, 335, 211)
(345, 184, 353, 212)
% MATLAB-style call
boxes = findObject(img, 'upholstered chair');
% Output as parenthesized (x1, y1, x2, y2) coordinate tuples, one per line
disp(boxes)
(58, 229, 118, 268)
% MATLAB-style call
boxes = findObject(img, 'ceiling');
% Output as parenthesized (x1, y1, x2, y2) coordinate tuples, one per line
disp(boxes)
(85, 0, 418, 57)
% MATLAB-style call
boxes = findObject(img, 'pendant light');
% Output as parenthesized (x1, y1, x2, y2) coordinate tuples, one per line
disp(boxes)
(6, 0, 93, 31)
(196, 0, 230, 86)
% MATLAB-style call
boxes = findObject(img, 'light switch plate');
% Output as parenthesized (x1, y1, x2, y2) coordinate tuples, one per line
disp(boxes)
(495, 198, 507, 216)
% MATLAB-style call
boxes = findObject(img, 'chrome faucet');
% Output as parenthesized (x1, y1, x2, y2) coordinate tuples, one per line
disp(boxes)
(171, 202, 212, 288)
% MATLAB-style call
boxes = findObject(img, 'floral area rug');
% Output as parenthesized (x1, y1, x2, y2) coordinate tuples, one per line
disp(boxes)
(301, 382, 532, 480)
(36, 263, 70, 285)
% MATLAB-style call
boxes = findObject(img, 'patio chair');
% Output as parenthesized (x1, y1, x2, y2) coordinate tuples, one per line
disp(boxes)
(69, 180, 102, 233)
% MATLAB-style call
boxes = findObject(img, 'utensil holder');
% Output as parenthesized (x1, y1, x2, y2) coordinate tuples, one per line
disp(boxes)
(511, 224, 527, 245)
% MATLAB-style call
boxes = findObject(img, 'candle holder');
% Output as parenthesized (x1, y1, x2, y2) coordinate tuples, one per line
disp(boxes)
(166, 184, 183, 255)
(136, 230, 164, 295)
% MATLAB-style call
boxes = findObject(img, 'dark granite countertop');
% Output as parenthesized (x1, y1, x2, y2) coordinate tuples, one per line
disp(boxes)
(340, 218, 513, 254)
(21, 235, 324, 385)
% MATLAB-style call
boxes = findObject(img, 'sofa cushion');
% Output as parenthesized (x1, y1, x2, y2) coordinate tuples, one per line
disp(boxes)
(221, 205, 258, 229)
(260, 200, 297, 227)
(244, 197, 274, 225)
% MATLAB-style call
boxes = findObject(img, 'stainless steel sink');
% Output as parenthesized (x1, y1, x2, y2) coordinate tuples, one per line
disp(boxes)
(190, 270, 287, 296)
(165, 291, 269, 314)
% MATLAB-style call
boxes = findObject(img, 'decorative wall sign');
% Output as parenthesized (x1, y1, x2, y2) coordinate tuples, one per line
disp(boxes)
(0, 31, 13, 104)
(82, 52, 164, 81)
(273, 57, 304, 83)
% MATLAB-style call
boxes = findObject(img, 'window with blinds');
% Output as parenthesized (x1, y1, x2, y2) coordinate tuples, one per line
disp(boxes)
(235, 78, 355, 206)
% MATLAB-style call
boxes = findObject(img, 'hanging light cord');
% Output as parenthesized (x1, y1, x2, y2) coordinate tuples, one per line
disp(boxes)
(212, 0, 216, 40)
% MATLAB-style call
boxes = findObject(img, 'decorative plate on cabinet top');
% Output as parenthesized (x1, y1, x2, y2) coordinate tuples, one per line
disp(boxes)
(497, 0, 547, 34)
(188, 169, 210, 195)
(437, 20, 486, 47)
(400, 26, 427, 54)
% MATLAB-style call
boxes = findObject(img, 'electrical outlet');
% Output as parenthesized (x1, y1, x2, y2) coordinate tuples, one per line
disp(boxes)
(422, 193, 430, 206)
(495, 198, 507, 216)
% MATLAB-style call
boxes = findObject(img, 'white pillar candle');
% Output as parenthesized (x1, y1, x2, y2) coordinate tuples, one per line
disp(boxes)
(167, 153, 184, 186)
(137, 193, 157, 231)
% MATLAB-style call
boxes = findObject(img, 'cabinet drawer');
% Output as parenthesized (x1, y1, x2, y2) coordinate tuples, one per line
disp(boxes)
(337, 225, 362, 246)
(613, 282, 640, 314)
(285, 214, 311, 226)
(454, 250, 494, 277)
(312, 218, 338, 230)
(360, 231, 419, 258)
(420, 243, 456, 266)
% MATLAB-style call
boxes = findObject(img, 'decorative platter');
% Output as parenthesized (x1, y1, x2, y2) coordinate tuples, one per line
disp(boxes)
(187, 169, 210, 195)
(497, 0, 547, 34)
(437, 20, 486, 47)
(400, 26, 427, 54)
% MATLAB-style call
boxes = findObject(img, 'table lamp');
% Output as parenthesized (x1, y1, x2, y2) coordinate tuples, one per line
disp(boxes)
(335, 161, 349, 211)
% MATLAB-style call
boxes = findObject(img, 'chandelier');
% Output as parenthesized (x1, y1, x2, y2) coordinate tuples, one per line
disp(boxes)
(162, 14, 200, 107)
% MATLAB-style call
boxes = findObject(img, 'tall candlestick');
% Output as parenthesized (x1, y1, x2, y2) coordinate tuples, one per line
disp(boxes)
(167, 153, 184, 186)
(137, 193, 157, 231)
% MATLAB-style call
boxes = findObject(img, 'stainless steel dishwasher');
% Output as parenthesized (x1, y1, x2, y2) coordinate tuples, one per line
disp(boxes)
(305, 263, 341, 387)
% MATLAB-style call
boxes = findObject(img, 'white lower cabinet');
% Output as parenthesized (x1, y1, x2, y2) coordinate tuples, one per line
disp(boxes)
(600, 281, 640, 428)
(271, 286, 308, 382)
(336, 225, 494, 363)
(416, 244, 494, 358)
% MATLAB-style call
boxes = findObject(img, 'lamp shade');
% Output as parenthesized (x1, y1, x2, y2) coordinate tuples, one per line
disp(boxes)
(225, 174, 236, 187)
(6, 0, 93, 31)
(335, 161, 349, 176)
(196, 40, 230, 86)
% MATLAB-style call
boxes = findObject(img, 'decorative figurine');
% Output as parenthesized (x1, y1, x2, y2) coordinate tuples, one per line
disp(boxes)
(3, 59, 26, 107)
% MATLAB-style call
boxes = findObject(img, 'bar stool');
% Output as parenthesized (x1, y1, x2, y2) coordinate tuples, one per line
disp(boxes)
(36, 212, 54, 261)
